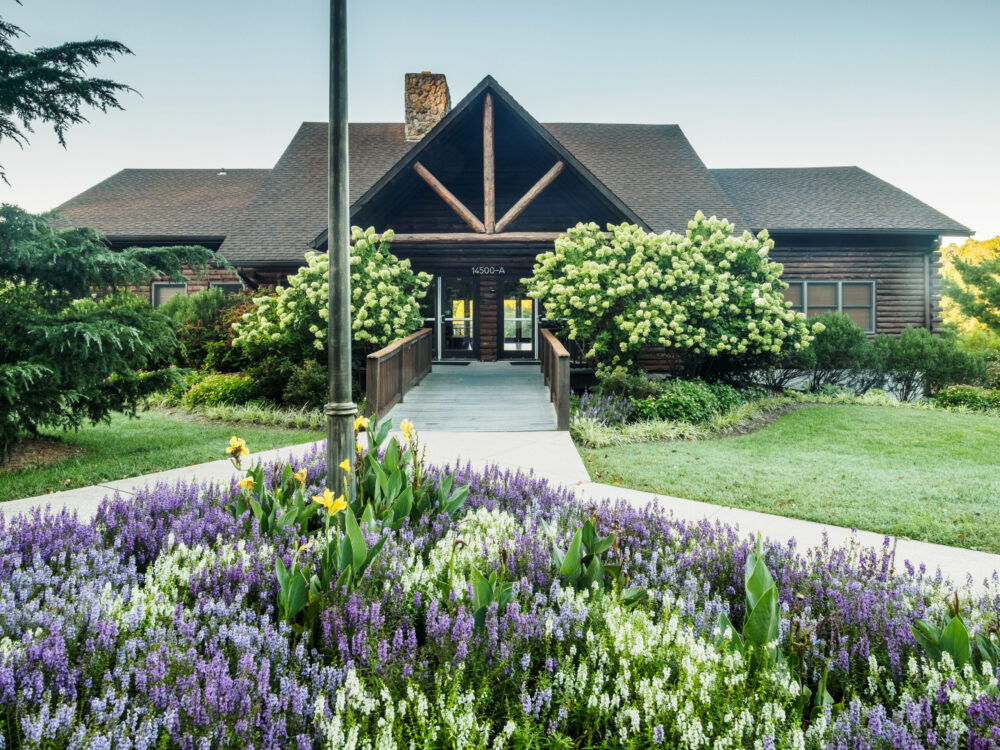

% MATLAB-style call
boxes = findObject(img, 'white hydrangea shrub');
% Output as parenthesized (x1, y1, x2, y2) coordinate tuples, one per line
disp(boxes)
(524, 213, 817, 377)
(233, 227, 431, 362)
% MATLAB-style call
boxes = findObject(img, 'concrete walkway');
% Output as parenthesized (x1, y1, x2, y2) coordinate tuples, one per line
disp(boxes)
(3, 430, 999, 585)
(383, 362, 557, 431)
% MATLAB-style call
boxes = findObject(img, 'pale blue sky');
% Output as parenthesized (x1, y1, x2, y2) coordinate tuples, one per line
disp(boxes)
(1, 0, 997, 240)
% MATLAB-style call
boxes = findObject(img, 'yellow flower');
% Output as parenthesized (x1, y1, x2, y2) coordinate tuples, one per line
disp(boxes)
(400, 419, 415, 441)
(239, 477, 255, 491)
(292, 468, 307, 486)
(312, 488, 348, 516)
(339, 459, 351, 474)
(353, 416, 370, 431)
(227, 436, 248, 458)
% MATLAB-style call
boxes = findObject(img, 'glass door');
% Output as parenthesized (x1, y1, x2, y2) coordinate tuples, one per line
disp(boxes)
(440, 276, 477, 359)
(499, 280, 535, 359)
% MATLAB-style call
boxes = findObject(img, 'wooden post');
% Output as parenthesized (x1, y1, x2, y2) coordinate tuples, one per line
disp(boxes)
(413, 161, 486, 233)
(483, 93, 495, 233)
(495, 161, 565, 233)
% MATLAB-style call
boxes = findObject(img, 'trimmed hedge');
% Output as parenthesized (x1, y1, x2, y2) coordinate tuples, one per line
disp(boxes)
(935, 385, 1000, 411)
(181, 372, 258, 408)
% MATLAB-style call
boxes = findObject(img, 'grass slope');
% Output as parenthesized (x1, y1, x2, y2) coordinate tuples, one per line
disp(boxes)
(580, 405, 1000, 553)
(0, 412, 323, 502)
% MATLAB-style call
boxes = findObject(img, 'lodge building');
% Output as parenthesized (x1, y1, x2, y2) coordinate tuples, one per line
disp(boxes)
(55, 73, 972, 364)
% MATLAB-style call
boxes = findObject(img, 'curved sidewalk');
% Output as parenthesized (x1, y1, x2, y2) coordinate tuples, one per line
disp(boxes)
(3, 432, 999, 585)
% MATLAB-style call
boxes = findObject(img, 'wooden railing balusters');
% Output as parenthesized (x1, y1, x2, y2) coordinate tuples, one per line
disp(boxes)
(539, 328, 570, 430)
(365, 328, 433, 422)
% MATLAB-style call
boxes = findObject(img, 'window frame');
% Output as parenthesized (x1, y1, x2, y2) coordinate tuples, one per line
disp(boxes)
(151, 282, 188, 309)
(210, 282, 244, 296)
(782, 280, 876, 333)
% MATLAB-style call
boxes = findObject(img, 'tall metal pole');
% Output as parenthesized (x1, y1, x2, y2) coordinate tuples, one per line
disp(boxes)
(326, 0, 356, 501)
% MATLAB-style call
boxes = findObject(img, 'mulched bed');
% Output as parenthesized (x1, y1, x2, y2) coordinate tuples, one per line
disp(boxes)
(0, 439, 83, 473)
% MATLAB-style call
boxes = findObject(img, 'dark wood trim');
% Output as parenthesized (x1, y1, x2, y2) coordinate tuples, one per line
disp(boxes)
(483, 93, 495, 233)
(388, 231, 569, 244)
(495, 161, 565, 233)
(412, 161, 486, 234)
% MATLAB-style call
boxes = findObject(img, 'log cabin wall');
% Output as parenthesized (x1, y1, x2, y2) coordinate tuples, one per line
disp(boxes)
(768, 232, 941, 335)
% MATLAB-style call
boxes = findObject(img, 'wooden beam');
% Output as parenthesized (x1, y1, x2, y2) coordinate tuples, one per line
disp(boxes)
(483, 94, 495, 233)
(495, 161, 565, 233)
(387, 231, 570, 244)
(412, 161, 486, 233)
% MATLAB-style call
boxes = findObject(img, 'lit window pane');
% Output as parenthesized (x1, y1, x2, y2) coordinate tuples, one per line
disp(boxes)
(844, 307, 873, 330)
(842, 283, 873, 307)
(807, 283, 837, 307)
(782, 283, 803, 309)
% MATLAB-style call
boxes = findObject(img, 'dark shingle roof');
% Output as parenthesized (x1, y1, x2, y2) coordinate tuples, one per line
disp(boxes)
(711, 166, 972, 235)
(219, 123, 415, 265)
(545, 124, 744, 233)
(220, 119, 745, 265)
(53, 168, 270, 240)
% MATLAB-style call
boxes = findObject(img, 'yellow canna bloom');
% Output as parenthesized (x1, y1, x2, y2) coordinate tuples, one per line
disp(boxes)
(292, 468, 307, 486)
(400, 419, 415, 441)
(312, 488, 348, 516)
(227, 436, 249, 458)
(356, 440, 365, 453)
(339, 459, 351, 474)
(353, 416, 370, 431)
(239, 477, 255, 491)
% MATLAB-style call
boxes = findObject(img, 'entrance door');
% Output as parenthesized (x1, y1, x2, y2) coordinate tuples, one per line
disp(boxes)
(440, 276, 478, 359)
(499, 279, 536, 359)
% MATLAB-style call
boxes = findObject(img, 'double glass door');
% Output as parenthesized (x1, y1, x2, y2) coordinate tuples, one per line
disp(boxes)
(430, 276, 536, 360)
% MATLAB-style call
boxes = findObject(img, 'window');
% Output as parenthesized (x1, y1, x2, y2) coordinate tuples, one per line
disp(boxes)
(151, 282, 187, 308)
(781, 281, 875, 333)
(211, 282, 243, 296)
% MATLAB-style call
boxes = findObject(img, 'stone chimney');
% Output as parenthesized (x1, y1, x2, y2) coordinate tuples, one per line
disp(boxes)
(404, 72, 451, 141)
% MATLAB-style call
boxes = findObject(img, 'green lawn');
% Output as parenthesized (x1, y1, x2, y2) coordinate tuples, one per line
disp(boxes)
(580, 405, 1000, 553)
(0, 412, 323, 502)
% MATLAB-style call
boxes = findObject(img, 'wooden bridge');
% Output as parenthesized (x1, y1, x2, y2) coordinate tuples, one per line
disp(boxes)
(366, 329, 570, 432)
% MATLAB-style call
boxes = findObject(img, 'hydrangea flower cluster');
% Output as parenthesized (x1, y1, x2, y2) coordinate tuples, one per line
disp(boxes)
(524, 214, 818, 376)
(233, 226, 431, 361)
(2, 450, 999, 748)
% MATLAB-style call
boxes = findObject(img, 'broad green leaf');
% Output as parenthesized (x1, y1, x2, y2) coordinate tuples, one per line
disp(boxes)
(939, 615, 972, 669)
(581, 520, 598, 553)
(560, 528, 583, 578)
(910, 620, 943, 662)
(743, 586, 779, 653)
(275, 557, 289, 589)
(344, 508, 367, 572)
(745, 555, 775, 612)
(715, 611, 743, 653)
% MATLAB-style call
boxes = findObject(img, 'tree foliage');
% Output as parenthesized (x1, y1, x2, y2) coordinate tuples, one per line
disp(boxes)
(942, 236, 1000, 336)
(0, 205, 217, 455)
(233, 227, 431, 368)
(0, 3, 134, 182)
(524, 214, 816, 377)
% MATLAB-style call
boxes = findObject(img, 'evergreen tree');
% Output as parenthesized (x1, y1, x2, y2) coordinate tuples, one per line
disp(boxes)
(0, 2, 133, 181)
(943, 237, 1000, 336)
(0, 205, 217, 454)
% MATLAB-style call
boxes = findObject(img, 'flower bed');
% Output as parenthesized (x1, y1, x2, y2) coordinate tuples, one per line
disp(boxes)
(2, 428, 1000, 749)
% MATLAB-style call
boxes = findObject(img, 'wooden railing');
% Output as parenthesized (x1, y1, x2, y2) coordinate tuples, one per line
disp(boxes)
(539, 328, 570, 430)
(365, 328, 433, 422)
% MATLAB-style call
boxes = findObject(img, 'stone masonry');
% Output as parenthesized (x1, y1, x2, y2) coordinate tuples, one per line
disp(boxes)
(404, 72, 451, 141)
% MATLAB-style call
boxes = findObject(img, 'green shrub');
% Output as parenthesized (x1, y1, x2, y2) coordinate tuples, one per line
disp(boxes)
(629, 379, 719, 423)
(181, 373, 257, 408)
(799, 312, 883, 393)
(593, 371, 666, 400)
(161, 288, 256, 371)
(706, 381, 743, 413)
(885, 327, 985, 400)
(934, 385, 1000, 411)
(282, 360, 328, 409)
(158, 286, 228, 326)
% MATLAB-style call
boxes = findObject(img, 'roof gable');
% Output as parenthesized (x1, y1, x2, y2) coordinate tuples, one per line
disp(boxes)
(344, 76, 643, 240)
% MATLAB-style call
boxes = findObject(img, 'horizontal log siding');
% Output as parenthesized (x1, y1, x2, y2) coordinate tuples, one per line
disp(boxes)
(769, 244, 937, 336)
